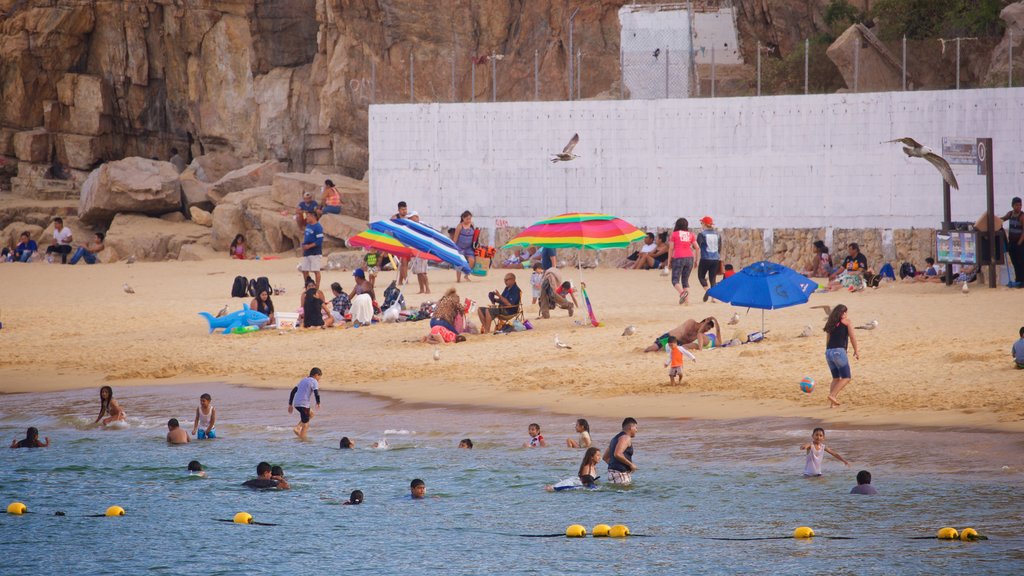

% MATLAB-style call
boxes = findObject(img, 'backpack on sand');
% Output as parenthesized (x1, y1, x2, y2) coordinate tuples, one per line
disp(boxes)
(231, 276, 249, 298)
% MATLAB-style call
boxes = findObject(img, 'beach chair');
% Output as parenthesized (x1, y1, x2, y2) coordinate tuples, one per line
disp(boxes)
(493, 302, 525, 332)
(274, 311, 300, 330)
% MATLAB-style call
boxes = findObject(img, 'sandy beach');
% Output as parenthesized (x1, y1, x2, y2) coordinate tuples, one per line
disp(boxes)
(0, 257, 1021, 432)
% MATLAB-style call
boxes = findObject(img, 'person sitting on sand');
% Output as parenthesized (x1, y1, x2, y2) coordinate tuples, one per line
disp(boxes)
(95, 385, 126, 426)
(850, 470, 877, 495)
(523, 423, 547, 448)
(912, 257, 942, 283)
(478, 273, 522, 333)
(10, 427, 49, 448)
(243, 461, 290, 490)
(804, 240, 834, 278)
(458, 438, 473, 449)
(644, 317, 721, 353)
(251, 289, 275, 328)
(229, 234, 247, 260)
(166, 418, 190, 444)
(537, 268, 574, 319)
(545, 447, 601, 491)
(829, 243, 871, 291)
(1013, 326, 1024, 369)
(348, 269, 376, 327)
(423, 287, 467, 344)
(68, 232, 104, 265)
(624, 233, 658, 269)
(329, 282, 351, 323)
(12, 231, 38, 263)
(302, 279, 333, 328)
(566, 418, 592, 448)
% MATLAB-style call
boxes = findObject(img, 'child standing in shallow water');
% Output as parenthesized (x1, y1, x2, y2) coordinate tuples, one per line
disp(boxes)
(801, 427, 849, 476)
(191, 393, 217, 439)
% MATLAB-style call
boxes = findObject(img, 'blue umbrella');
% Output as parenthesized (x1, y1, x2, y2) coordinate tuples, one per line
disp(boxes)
(370, 219, 471, 273)
(706, 261, 817, 332)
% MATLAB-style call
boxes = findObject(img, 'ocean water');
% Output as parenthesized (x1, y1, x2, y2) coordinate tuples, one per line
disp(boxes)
(2, 382, 1023, 575)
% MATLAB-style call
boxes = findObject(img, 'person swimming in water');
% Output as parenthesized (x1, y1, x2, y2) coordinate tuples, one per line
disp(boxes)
(343, 490, 364, 505)
(94, 385, 126, 426)
(187, 460, 206, 477)
(242, 461, 290, 490)
(801, 427, 849, 477)
(545, 447, 601, 491)
(10, 427, 49, 448)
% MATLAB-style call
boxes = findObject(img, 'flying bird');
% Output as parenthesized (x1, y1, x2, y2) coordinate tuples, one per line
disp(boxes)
(883, 137, 959, 190)
(855, 319, 879, 330)
(622, 325, 637, 337)
(122, 283, 135, 294)
(554, 334, 572, 349)
(215, 305, 229, 318)
(727, 312, 740, 325)
(550, 133, 580, 163)
(811, 304, 832, 318)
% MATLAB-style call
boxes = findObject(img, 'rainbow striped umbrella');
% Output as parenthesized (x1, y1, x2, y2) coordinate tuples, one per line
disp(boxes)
(502, 213, 645, 250)
(347, 229, 440, 262)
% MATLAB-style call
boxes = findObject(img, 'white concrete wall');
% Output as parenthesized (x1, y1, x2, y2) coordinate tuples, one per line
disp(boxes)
(369, 88, 1024, 234)
(693, 8, 741, 65)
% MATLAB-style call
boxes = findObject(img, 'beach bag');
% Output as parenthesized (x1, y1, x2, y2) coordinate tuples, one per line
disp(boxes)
(231, 275, 249, 298)
(249, 276, 272, 298)
(381, 280, 405, 311)
(898, 262, 917, 279)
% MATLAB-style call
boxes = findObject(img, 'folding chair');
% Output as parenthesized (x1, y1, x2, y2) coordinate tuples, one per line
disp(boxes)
(493, 303, 525, 332)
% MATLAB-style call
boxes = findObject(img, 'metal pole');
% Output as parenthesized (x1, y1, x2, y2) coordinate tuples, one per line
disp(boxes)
(451, 50, 456, 102)
(409, 52, 415, 102)
(982, 138, 996, 289)
(756, 41, 761, 96)
(803, 38, 809, 95)
(371, 60, 376, 104)
(687, 0, 695, 97)
(956, 37, 960, 89)
(711, 45, 716, 97)
(569, 7, 579, 100)
(902, 35, 907, 91)
(471, 62, 475, 102)
(1010, 30, 1014, 88)
(853, 40, 860, 92)
(534, 49, 539, 100)
(666, 47, 670, 98)
(576, 50, 581, 100)
(491, 51, 496, 102)
(619, 46, 624, 100)
(943, 180, 952, 286)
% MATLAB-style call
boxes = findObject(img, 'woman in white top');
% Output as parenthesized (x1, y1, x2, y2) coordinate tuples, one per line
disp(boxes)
(566, 418, 592, 448)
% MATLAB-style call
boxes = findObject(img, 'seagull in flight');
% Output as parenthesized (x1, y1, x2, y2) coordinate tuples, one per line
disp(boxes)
(550, 133, 580, 163)
(883, 137, 959, 190)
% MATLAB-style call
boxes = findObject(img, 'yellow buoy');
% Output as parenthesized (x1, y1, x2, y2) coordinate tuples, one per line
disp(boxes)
(592, 524, 611, 537)
(105, 505, 125, 517)
(565, 524, 586, 538)
(793, 526, 815, 539)
(959, 527, 979, 541)
(936, 527, 959, 540)
(7, 502, 27, 515)
(233, 512, 254, 525)
(609, 524, 630, 538)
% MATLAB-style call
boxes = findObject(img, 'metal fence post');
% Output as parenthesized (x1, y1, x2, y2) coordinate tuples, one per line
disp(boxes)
(853, 40, 860, 93)
(409, 52, 415, 102)
(451, 50, 456, 102)
(803, 38, 809, 95)
(534, 49, 539, 100)
(371, 60, 376, 104)
(711, 45, 716, 97)
(956, 37, 961, 89)
(619, 46, 624, 100)
(1011, 30, 1015, 88)
(902, 35, 907, 91)
(756, 41, 761, 96)
(665, 47, 670, 98)
(471, 61, 476, 103)
(576, 50, 581, 100)
(568, 7, 579, 100)
(491, 52, 497, 102)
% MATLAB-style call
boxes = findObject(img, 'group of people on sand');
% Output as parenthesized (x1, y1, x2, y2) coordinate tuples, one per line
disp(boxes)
(1, 217, 105, 265)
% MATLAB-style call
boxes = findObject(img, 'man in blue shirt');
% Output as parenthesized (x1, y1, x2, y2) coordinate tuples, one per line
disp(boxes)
(295, 191, 319, 230)
(696, 216, 722, 302)
(540, 247, 557, 270)
(478, 272, 522, 333)
(300, 211, 324, 288)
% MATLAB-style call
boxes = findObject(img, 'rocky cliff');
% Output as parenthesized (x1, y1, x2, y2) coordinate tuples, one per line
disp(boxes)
(0, 0, 626, 180)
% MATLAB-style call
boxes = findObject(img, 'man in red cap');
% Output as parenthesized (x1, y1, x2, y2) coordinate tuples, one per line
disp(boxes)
(696, 216, 722, 302)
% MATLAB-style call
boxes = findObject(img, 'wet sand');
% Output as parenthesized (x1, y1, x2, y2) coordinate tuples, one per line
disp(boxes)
(0, 257, 1021, 431)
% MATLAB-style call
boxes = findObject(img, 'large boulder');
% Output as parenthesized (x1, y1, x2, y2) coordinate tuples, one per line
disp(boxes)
(189, 206, 213, 227)
(985, 3, 1024, 85)
(207, 160, 285, 205)
(179, 152, 243, 211)
(13, 129, 50, 164)
(211, 202, 245, 252)
(104, 213, 209, 262)
(827, 24, 905, 92)
(320, 213, 366, 243)
(78, 157, 182, 226)
(270, 172, 368, 219)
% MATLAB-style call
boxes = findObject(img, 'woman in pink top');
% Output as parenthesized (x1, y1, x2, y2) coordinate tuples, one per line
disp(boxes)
(668, 218, 699, 304)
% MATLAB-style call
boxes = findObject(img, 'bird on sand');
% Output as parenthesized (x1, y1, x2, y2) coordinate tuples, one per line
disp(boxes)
(855, 319, 879, 330)
(122, 283, 135, 294)
(433, 348, 441, 361)
(622, 325, 637, 337)
(962, 281, 969, 295)
(125, 255, 136, 265)
(215, 305, 229, 318)
(550, 133, 580, 163)
(797, 325, 813, 338)
(883, 137, 959, 190)
(727, 312, 741, 325)
(554, 334, 572, 349)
